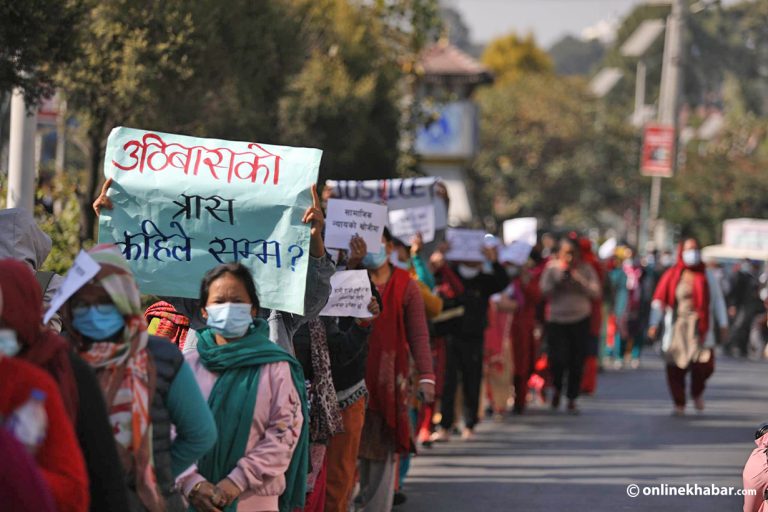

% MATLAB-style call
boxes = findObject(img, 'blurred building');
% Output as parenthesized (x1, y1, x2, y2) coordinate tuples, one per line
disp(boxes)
(415, 40, 492, 226)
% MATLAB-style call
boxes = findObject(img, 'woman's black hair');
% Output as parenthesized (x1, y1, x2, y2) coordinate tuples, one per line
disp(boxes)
(755, 423, 768, 440)
(383, 226, 393, 243)
(199, 263, 260, 310)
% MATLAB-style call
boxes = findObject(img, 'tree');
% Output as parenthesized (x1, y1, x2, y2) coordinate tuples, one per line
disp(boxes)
(548, 35, 605, 76)
(481, 33, 553, 83)
(472, 73, 642, 232)
(0, 0, 83, 105)
(57, 0, 195, 242)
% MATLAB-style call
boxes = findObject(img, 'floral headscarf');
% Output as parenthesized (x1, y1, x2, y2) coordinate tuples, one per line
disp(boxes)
(74, 244, 164, 511)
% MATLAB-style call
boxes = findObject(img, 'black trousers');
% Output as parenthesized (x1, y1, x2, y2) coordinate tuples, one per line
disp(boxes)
(547, 317, 590, 401)
(440, 335, 484, 430)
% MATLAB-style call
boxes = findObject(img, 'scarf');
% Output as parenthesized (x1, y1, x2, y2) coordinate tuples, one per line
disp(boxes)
(196, 320, 309, 512)
(76, 244, 165, 511)
(652, 245, 710, 339)
(308, 319, 343, 443)
(145, 301, 190, 349)
(0, 259, 78, 422)
(366, 267, 413, 454)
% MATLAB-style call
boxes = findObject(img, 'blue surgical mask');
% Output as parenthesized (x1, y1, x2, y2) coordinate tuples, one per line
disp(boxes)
(205, 303, 253, 338)
(362, 245, 388, 270)
(389, 252, 410, 271)
(0, 329, 20, 357)
(457, 264, 481, 280)
(72, 304, 125, 340)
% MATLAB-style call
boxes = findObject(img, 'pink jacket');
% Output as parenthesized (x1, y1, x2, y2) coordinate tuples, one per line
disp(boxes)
(743, 432, 768, 512)
(179, 350, 303, 511)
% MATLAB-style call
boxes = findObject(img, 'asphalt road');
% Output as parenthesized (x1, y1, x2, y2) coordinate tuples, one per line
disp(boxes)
(401, 353, 766, 512)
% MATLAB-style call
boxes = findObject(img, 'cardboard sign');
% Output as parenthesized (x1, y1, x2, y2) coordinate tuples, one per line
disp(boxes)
(444, 229, 486, 262)
(98, 126, 322, 315)
(43, 250, 100, 324)
(319, 270, 373, 318)
(388, 205, 436, 244)
(503, 217, 537, 246)
(324, 199, 387, 253)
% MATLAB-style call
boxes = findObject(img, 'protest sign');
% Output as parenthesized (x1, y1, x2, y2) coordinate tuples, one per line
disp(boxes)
(502, 217, 538, 246)
(319, 270, 373, 318)
(324, 199, 387, 252)
(325, 177, 448, 229)
(598, 238, 617, 260)
(388, 205, 436, 244)
(499, 241, 533, 266)
(97, 126, 322, 315)
(43, 250, 100, 324)
(444, 228, 486, 262)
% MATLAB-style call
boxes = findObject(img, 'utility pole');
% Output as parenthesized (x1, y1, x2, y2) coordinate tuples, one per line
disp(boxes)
(7, 88, 37, 212)
(649, 0, 685, 244)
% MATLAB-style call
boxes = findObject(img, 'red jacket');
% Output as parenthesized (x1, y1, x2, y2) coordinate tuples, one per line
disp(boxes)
(0, 357, 89, 512)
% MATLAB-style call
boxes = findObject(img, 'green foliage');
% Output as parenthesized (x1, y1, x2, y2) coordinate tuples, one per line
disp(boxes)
(0, 0, 83, 106)
(481, 33, 553, 83)
(548, 35, 605, 76)
(35, 173, 86, 274)
(472, 74, 642, 231)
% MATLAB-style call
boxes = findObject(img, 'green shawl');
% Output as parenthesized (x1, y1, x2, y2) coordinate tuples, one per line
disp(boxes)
(196, 319, 309, 512)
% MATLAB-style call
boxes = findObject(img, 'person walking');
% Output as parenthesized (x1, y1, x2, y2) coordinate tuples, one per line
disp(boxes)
(648, 238, 728, 415)
(540, 236, 602, 415)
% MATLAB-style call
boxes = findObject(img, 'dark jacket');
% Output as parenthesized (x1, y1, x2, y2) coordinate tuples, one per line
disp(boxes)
(69, 352, 131, 512)
(453, 262, 509, 339)
(146, 336, 185, 511)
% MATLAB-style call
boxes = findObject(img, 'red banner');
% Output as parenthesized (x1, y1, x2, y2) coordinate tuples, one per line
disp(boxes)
(641, 123, 675, 178)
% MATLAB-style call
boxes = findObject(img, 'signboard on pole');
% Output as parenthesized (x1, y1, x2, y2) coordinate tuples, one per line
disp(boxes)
(640, 123, 675, 178)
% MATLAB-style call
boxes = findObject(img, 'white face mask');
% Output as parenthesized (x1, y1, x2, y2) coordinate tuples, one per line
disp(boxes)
(682, 249, 701, 267)
(0, 329, 20, 357)
(389, 252, 410, 271)
(457, 264, 481, 280)
(205, 303, 253, 338)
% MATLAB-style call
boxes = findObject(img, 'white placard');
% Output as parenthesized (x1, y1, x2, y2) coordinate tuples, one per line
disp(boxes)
(499, 241, 533, 265)
(324, 199, 387, 252)
(503, 217, 538, 246)
(388, 205, 436, 244)
(444, 229, 486, 262)
(325, 177, 448, 229)
(319, 270, 373, 318)
(598, 237, 617, 260)
(43, 250, 101, 324)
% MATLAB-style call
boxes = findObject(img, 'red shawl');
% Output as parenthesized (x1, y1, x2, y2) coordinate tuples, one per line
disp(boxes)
(366, 267, 412, 454)
(652, 245, 710, 338)
(0, 259, 78, 422)
(144, 300, 190, 349)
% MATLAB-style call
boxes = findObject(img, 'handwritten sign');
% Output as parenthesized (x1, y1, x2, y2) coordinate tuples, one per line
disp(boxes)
(98, 127, 322, 315)
(324, 199, 387, 252)
(502, 217, 537, 246)
(388, 205, 436, 244)
(319, 270, 373, 318)
(499, 241, 533, 266)
(444, 229, 486, 262)
(325, 177, 448, 229)
(43, 250, 100, 324)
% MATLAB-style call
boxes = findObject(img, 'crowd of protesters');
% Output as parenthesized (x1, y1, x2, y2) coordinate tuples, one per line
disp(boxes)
(2, 177, 768, 512)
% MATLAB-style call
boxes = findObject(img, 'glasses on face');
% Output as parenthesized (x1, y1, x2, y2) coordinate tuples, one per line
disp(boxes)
(71, 303, 116, 316)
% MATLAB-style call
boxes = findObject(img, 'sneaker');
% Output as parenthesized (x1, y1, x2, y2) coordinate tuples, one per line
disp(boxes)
(429, 428, 451, 443)
(393, 491, 407, 506)
(551, 392, 561, 409)
(461, 427, 475, 441)
(672, 406, 685, 417)
(694, 397, 705, 412)
(566, 400, 580, 415)
(630, 359, 640, 370)
(493, 412, 505, 423)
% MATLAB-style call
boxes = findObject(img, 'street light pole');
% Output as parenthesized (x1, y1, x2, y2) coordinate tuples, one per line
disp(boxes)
(649, 0, 685, 244)
(7, 88, 37, 212)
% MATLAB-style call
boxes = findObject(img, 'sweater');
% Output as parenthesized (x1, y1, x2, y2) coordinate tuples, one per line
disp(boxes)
(180, 352, 303, 511)
(0, 357, 89, 512)
(541, 260, 602, 324)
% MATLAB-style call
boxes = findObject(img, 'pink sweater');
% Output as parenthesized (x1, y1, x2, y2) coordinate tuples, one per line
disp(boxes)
(179, 351, 303, 511)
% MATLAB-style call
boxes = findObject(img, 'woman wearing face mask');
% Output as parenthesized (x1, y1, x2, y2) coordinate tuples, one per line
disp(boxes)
(0, 258, 132, 512)
(357, 228, 435, 512)
(648, 238, 728, 415)
(64, 245, 217, 511)
(179, 262, 308, 512)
